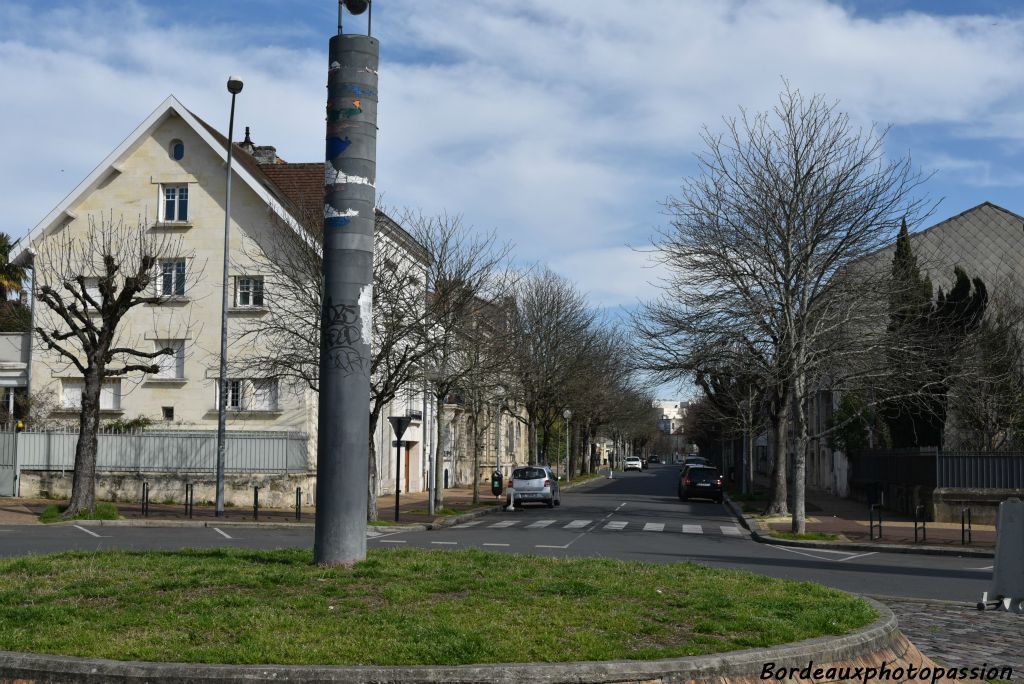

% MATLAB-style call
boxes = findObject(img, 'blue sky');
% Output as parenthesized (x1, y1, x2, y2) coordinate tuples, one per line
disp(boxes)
(4, 1, 1024, 395)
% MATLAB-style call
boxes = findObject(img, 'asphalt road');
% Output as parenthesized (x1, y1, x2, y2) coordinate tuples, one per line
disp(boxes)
(0, 464, 993, 603)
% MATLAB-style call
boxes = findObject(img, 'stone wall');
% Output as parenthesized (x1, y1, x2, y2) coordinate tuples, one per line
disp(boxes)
(20, 470, 314, 509)
(933, 487, 1024, 525)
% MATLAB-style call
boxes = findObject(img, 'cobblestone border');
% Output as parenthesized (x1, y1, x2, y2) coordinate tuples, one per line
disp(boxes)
(0, 598, 910, 684)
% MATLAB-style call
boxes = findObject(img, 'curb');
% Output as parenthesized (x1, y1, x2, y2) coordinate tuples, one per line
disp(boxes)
(0, 598, 903, 684)
(723, 495, 995, 558)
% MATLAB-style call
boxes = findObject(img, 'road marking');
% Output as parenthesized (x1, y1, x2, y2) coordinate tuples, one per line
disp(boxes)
(564, 519, 590, 529)
(836, 552, 876, 562)
(488, 520, 518, 528)
(527, 520, 555, 528)
(536, 544, 569, 549)
(212, 527, 233, 539)
(682, 524, 703, 534)
(643, 523, 664, 532)
(73, 525, 103, 538)
(969, 565, 994, 571)
(431, 541, 457, 545)
(379, 539, 406, 544)
(483, 543, 509, 547)
(615, 503, 626, 510)
(768, 544, 854, 562)
(721, 526, 741, 536)
(452, 520, 483, 528)
(604, 521, 627, 531)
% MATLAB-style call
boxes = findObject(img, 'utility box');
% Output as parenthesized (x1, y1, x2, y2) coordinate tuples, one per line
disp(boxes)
(985, 498, 1024, 611)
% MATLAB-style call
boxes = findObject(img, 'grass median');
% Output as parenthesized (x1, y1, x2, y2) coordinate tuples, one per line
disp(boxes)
(0, 547, 875, 666)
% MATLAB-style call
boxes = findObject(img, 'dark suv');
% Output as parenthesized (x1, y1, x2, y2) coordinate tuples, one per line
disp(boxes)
(678, 465, 723, 503)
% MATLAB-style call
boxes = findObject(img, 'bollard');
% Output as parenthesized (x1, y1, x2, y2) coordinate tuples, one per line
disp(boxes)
(914, 504, 926, 543)
(507, 486, 516, 511)
(142, 481, 149, 517)
(869, 503, 882, 540)
(185, 483, 194, 519)
(253, 486, 260, 521)
(296, 487, 302, 522)
(981, 498, 1024, 611)
(962, 507, 972, 545)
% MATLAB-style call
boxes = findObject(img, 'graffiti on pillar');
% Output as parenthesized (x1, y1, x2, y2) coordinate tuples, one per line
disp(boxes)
(326, 136, 352, 158)
(322, 298, 368, 376)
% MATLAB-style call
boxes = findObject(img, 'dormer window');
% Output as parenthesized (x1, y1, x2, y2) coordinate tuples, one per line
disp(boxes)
(169, 139, 185, 161)
(162, 185, 189, 222)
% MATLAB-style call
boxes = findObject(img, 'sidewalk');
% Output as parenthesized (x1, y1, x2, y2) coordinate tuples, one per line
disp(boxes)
(731, 487, 996, 554)
(0, 487, 506, 527)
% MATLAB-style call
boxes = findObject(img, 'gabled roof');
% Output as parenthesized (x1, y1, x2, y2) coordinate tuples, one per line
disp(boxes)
(14, 94, 429, 266)
(12, 95, 302, 264)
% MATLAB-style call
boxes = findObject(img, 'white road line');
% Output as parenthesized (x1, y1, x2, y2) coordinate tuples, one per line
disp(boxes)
(431, 541, 458, 545)
(564, 520, 590, 529)
(536, 544, 569, 549)
(721, 526, 741, 536)
(643, 523, 665, 532)
(483, 543, 509, 547)
(379, 539, 406, 544)
(682, 524, 703, 534)
(969, 565, 994, 571)
(73, 525, 102, 538)
(615, 503, 626, 510)
(488, 520, 518, 528)
(452, 520, 483, 529)
(526, 520, 555, 529)
(836, 552, 877, 562)
(212, 527, 233, 539)
(604, 521, 627, 531)
(769, 544, 841, 561)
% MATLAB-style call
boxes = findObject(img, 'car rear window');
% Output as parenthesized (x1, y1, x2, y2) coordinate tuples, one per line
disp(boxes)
(688, 468, 720, 482)
(513, 467, 546, 480)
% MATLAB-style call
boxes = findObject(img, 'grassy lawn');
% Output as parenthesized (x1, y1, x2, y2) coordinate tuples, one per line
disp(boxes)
(0, 548, 875, 666)
(768, 531, 841, 542)
(39, 503, 119, 524)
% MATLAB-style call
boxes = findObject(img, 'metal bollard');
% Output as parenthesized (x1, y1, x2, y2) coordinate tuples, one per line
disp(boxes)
(869, 503, 882, 540)
(295, 487, 302, 522)
(185, 483, 194, 519)
(962, 507, 972, 545)
(914, 504, 926, 543)
(142, 481, 149, 517)
(253, 486, 260, 521)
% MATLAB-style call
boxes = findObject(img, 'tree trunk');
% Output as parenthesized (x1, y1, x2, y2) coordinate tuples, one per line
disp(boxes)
(765, 398, 790, 516)
(63, 369, 102, 518)
(791, 374, 808, 534)
(367, 431, 379, 522)
(528, 414, 537, 465)
(433, 399, 445, 510)
(471, 410, 480, 505)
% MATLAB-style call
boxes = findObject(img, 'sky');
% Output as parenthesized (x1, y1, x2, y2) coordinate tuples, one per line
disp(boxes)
(4, 0, 1024, 396)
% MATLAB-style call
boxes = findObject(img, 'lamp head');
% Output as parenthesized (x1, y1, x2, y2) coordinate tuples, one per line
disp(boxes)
(342, 0, 369, 15)
(226, 76, 244, 95)
(563, 409, 572, 420)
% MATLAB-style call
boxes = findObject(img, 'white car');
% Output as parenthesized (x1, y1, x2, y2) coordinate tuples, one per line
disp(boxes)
(624, 456, 643, 471)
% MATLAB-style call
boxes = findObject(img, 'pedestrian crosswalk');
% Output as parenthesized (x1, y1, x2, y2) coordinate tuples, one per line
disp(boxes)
(451, 518, 744, 536)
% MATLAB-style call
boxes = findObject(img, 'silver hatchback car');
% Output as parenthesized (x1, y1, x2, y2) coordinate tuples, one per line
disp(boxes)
(508, 465, 560, 508)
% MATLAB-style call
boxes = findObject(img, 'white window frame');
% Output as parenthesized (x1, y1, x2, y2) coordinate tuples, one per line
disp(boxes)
(154, 340, 185, 379)
(100, 381, 121, 411)
(161, 184, 189, 222)
(234, 276, 265, 308)
(62, 379, 121, 410)
(250, 379, 279, 411)
(61, 380, 83, 409)
(216, 379, 243, 410)
(82, 277, 103, 307)
(159, 259, 187, 297)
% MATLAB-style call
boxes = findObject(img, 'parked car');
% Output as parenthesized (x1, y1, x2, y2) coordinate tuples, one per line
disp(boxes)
(678, 465, 723, 503)
(683, 455, 709, 468)
(508, 465, 560, 508)
(624, 456, 643, 471)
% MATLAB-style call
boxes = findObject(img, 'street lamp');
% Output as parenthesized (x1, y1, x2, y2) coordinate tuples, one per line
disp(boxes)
(563, 409, 572, 482)
(215, 75, 243, 517)
(387, 415, 413, 522)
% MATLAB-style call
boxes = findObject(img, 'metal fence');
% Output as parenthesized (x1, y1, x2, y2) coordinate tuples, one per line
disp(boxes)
(937, 451, 1024, 489)
(13, 429, 309, 474)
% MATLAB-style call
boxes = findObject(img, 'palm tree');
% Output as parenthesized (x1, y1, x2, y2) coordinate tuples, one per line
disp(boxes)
(0, 233, 25, 301)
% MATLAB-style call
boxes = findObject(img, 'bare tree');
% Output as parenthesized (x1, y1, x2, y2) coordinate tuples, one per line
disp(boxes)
(505, 269, 598, 467)
(237, 205, 433, 521)
(404, 212, 514, 511)
(638, 84, 930, 532)
(32, 214, 199, 517)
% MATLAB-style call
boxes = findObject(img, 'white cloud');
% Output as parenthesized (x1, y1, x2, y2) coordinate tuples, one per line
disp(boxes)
(5, 0, 1024, 311)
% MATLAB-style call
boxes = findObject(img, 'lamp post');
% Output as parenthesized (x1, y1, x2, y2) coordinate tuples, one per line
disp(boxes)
(387, 416, 413, 522)
(215, 75, 243, 518)
(563, 409, 572, 482)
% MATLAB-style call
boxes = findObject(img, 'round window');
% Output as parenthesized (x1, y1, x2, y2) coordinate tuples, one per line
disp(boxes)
(169, 139, 185, 161)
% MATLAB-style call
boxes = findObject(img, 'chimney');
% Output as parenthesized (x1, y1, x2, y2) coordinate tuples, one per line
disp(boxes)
(253, 145, 278, 165)
(238, 126, 255, 155)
